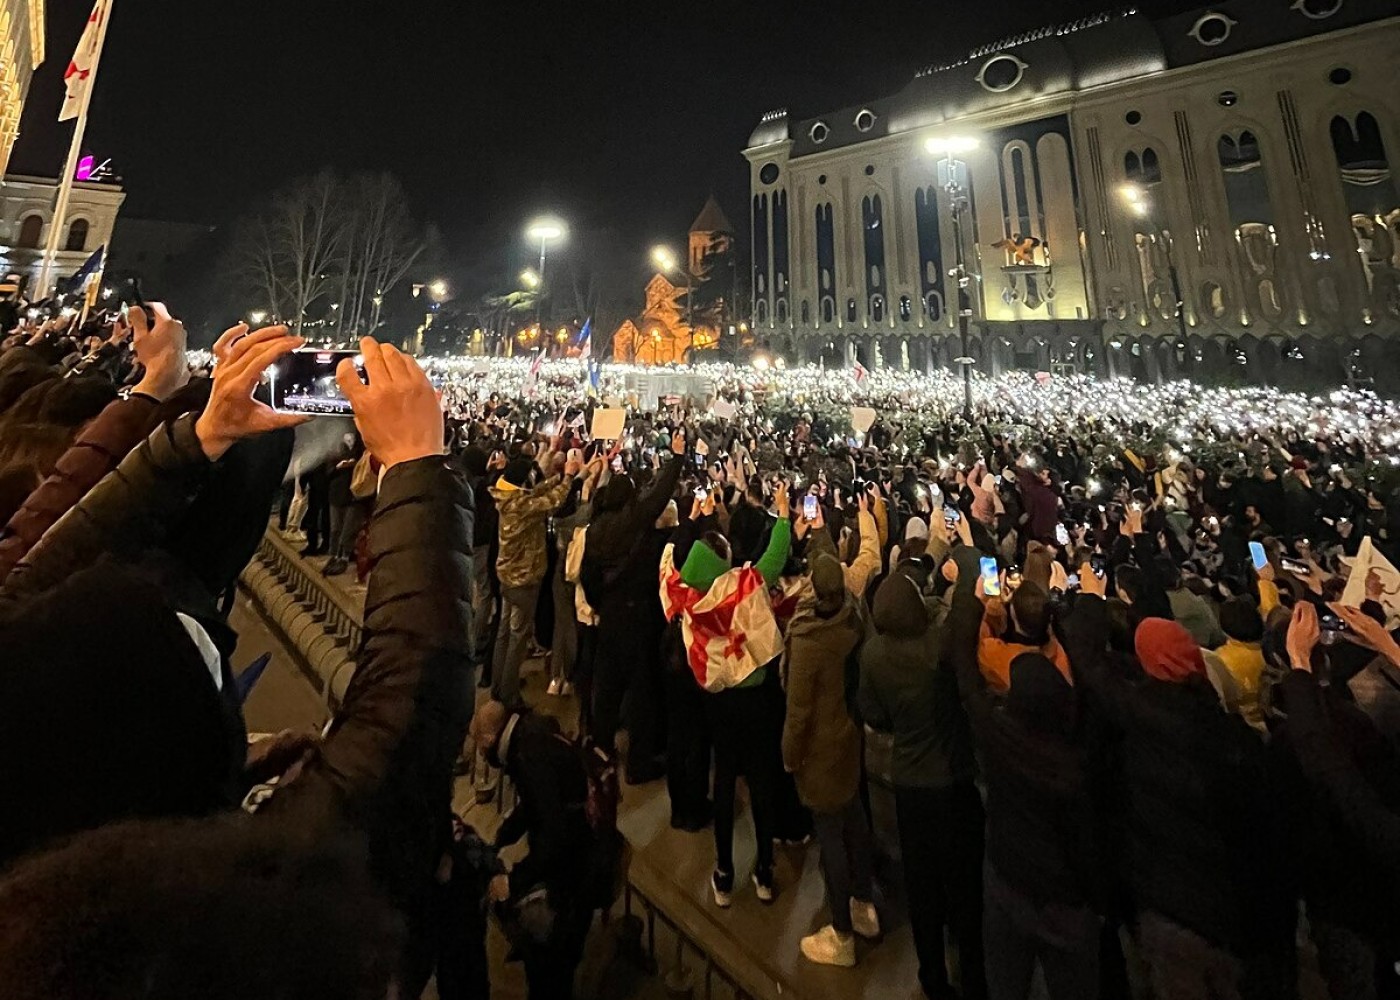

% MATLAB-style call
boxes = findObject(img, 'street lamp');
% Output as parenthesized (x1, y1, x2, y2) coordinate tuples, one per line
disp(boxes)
(526, 217, 566, 328)
(652, 244, 694, 333)
(1120, 184, 1188, 345)
(429, 279, 449, 301)
(925, 135, 980, 419)
(520, 269, 540, 289)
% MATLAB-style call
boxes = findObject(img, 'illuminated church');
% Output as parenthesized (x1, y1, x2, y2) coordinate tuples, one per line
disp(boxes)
(743, 0, 1400, 390)
(613, 197, 737, 364)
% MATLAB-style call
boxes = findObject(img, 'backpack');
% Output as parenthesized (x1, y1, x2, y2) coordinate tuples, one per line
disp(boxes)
(556, 734, 627, 912)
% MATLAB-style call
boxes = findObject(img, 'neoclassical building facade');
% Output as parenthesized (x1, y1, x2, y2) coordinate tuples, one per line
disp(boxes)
(744, 0, 1400, 390)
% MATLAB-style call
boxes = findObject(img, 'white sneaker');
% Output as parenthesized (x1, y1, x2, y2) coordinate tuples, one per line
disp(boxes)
(800, 925, 856, 967)
(752, 870, 775, 904)
(711, 869, 733, 908)
(850, 899, 881, 939)
(546, 678, 562, 696)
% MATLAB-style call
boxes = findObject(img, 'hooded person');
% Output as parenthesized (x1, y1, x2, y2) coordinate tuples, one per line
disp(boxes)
(945, 546, 1102, 1000)
(579, 431, 685, 780)
(1063, 596, 1296, 999)
(661, 485, 792, 908)
(782, 553, 880, 967)
(859, 562, 984, 1000)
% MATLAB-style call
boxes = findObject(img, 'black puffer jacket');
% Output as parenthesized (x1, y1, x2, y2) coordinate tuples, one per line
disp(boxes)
(583, 454, 682, 619)
(946, 549, 1101, 911)
(258, 454, 474, 917)
(1062, 595, 1292, 956)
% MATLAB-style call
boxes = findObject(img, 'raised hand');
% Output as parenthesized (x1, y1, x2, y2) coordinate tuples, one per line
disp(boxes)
(130, 302, 190, 402)
(1286, 602, 1320, 672)
(194, 325, 309, 461)
(335, 337, 444, 471)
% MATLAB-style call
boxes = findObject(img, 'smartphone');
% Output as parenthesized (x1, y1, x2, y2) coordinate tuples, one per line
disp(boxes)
(980, 557, 1001, 597)
(944, 507, 962, 528)
(694, 486, 709, 501)
(270, 349, 362, 415)
(1090, 554, 1107, 579)
(1280, 556, 1310, 575)
(1006, 566, 1024, 591)
(1249, 541, 1268, 571)
(803, 495, 819, 521)
(1065, 573, 1081, 590)
(611, 455, 625, 474)
(1054, 523, 1070, 547)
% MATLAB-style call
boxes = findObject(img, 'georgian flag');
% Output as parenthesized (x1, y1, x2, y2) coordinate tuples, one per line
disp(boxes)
(523, 347, 545, 395)
(60, 0, 110, 122)
(660, 543, 783, 693)
(853, 361, 869, 389)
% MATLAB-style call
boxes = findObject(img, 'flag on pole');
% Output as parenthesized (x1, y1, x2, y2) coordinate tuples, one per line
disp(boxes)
(60, 0, 110, 122)
(587, 360, 601, 397)
(61, 245, 104, 296)
(576, 317, 592, 360)
(853, 360, 869, 389)
(524, 346, 545, 395)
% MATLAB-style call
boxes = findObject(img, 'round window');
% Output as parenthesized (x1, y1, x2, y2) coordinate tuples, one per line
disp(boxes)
(809, 121, 829, 144)
(976, 54, 1027, 93)
(1292, 0, 1344, 19)
(864, 165, 875, 177)
(1328, 67, 1352, 86)
(817, 174, 827, 185)
(1125, 110, 1142, 126)
(759, 163, 780, 185)
(1189, 12, 1237, 46)
(1217, 90, 1239, 107)
(854, 109, 877, 133)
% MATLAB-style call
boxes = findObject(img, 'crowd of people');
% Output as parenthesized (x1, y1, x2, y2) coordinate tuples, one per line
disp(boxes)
(1, 304, 1398, 1000)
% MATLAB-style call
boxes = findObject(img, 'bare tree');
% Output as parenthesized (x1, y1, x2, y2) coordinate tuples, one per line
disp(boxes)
(228, 213, 284, 319)
(271, 170, 348, 334)
(341, 173, 427, 335)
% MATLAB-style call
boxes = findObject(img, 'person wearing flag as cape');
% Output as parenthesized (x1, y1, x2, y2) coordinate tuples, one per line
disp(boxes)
(660, 481, 792, 907)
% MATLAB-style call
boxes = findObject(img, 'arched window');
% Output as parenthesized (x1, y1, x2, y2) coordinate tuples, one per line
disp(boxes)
(800, 300, 810, 325)
(820, 297, 835, 323)
(846, 298, 858, 322)
(65, 218, 90, 252)
(899, 295, 912, 321)
(776, 299, 788, 323)
(17, 214, 42, 249)
(1124, 147, 1162, 185)
(871, 294, 885, 322)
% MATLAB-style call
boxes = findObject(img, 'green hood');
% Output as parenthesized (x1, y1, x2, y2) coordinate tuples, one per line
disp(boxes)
(680, 540, 732, 593)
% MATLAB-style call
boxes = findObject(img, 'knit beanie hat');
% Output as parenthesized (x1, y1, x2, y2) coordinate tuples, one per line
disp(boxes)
(904, 516, 930, 543)
(502, 457, 533, 487)
(1135, 618, 1207, 683)
(810, 553, 846, 615)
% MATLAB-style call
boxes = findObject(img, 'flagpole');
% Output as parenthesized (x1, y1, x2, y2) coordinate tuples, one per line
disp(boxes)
(37, 0, 114, 298)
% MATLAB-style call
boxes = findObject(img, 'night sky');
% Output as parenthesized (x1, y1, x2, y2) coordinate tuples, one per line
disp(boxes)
(13, 0, 1206, 267)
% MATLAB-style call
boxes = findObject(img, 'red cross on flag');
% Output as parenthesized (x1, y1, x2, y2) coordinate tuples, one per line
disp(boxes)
(853, 361, 869, 389)
(60, 0, 111, 122)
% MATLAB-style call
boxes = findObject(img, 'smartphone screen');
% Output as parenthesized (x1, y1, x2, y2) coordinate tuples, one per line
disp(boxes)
(1249, 541, 1268, 571)
(694, 486, 708, 501)
(270, 349, 361, 415)
(1054, 523, 1070, 547)
(1065, 573, 1081, 589)
(803, 495, 819, 521)
(1090, 554, 1107, 579)
(980, 557, 1001, 597)
(1280, 557, 1310, 575)
(944, 507, 962, 527)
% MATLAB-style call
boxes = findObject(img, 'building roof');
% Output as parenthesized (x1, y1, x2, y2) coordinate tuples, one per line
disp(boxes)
(746, 0, 1399, 157)
(689, 195, 734, 235)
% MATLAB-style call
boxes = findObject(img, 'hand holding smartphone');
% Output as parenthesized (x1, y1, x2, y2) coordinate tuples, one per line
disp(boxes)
(271, 349, 364, 416)
(980, 557, 1001, 597)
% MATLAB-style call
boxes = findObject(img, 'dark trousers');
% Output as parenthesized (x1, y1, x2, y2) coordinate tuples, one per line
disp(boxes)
(982, 862, 1099, 1000)
(593, 612, 664, 770)
(664, 655, 711, 826)
(521, 900, 592, 1000)
(762, 668, 812, 842)
(895, 781, 987, 1000)
(813, 798, 875, 934)
(574, 624, 598, 739)
(707, 684, 777, 877)
(302, 473, 330, 553)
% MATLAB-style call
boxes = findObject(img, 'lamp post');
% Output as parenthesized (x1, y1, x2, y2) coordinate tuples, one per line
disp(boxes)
(526, 218, 565, 329)
(1121, 184, 1188, 346)
(926, 136, 980, 419)
(651, 245, 694, 333)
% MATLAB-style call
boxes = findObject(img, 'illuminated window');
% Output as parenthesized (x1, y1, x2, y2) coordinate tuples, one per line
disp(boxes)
(899, 295, 912, 321)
